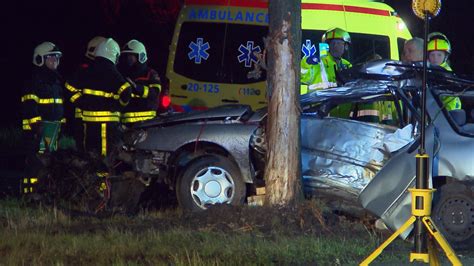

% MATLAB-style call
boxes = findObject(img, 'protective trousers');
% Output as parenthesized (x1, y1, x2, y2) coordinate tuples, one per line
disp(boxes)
(82, 122, 121, 157)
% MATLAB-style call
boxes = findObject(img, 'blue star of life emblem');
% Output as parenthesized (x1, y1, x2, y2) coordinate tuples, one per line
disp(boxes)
(238, 41, 261, 68)
(302, 39, 317, 58)
(188, 38, 210, 64)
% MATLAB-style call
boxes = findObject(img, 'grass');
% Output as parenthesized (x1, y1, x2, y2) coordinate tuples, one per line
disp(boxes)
(0, 199, 415, 265)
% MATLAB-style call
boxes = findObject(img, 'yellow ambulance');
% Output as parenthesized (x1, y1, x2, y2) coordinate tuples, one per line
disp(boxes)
(167, 0, 412, 112)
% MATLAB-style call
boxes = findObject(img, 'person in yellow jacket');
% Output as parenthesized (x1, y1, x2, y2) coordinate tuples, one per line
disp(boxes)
(301, 27, 352, 93)
(301, 28, 353, 118)
(427, 32, 461, 111)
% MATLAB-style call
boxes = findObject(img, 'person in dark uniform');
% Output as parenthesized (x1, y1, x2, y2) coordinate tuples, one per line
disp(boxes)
(118, 39, 161, 126)
(65, 36, 106, 151)
(65, 38, 131, 157)
(21, 41, 65, 194)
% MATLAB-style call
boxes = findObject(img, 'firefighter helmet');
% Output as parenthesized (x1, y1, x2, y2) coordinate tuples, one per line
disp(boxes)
(33, 42, 62, 67)
(85, 36, 106, 60)
(322, 28, 351, 44)
(427, 32, 451, 54)
(95, 38, 120, 64)
(121, 39, 148, 64)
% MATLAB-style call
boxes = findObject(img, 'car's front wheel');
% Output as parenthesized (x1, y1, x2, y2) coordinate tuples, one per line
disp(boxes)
(177, 155, 246, 211)
(432, 183, 474, 250)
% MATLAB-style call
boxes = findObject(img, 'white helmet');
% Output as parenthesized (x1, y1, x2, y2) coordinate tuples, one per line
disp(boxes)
(85, 36, 106, 60)
(95, 38, 120, 64)
(33, 42, 62, 67)
(121, 39, 147, 63)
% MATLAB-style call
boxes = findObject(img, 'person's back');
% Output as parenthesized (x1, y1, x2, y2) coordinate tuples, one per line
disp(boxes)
(66, 38, 131, 156)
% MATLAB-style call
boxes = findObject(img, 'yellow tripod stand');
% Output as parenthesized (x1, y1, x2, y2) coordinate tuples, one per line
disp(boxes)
(360, 158, 462, 265)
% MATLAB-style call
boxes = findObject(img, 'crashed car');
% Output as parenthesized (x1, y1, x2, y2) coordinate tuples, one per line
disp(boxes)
(120, 60, 474, 248)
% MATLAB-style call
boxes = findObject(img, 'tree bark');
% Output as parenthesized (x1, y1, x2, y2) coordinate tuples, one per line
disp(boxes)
(264, 0, 302, 206)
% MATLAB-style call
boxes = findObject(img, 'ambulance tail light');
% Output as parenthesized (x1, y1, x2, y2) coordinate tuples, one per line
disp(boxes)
(161, 94, 171, 109)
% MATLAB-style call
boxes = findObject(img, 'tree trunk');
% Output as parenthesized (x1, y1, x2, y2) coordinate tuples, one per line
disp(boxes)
(264, 0, 302, 206)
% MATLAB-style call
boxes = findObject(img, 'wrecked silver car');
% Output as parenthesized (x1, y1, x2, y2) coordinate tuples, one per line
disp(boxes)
(121, 60, 474, 248)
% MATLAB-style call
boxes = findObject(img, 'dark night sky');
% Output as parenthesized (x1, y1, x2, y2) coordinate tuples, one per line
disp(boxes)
(2, 0, 473, 127)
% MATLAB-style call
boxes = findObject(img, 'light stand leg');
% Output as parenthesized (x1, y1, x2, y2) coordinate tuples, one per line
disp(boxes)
(360, 216, 416, 266)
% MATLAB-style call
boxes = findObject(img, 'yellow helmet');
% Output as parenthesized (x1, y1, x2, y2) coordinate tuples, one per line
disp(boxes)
(95, 38, 120, 64)
(427, 32, 451, 54)
(85, 36, 106, 60)
(322, 28, 351, 44)
(33, 42, 62, 67)
(122, 39, 148, 64)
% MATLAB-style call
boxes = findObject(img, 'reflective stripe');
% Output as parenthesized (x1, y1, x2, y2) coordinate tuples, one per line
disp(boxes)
(65, 82, 80, 93)
(75, 108, 82, 118)
(82, 111, 120, 122)
(23, 116, 42, 125)
(308, 81, 337, 90)
(30, 178, 38, 184)
(97, 172, 108, 178)
(117, 82, 131, 95)
(122, 111, 156, 123)
(83, 88, 116, 98)
(70, 92, 82, 103)
(122, 111, 156, 118)
(149, 84, 161, 90)
(38, 98, 63, 104)
(101, 123, 107, 156)
(352, 109, 380, 117)
(122, 116, 155, 123)
(82, 116, 119, 122)
(21, 94, 63, 104)
(82, 111, 120, 117)
(143, 86, 149, 98)
(22, 116, 42, 130)
(60, 118, 66, 123)
(119, 98, 128, 106)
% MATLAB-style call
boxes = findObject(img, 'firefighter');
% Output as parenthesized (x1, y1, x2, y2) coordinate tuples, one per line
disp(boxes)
(65, 36, 107, 151)
(21, 41, 65, 194)
(427, 32, 461, 111)
(65, 38, 131, 157)
(301, 27, 352, 94)
(118, 39, 161, 126)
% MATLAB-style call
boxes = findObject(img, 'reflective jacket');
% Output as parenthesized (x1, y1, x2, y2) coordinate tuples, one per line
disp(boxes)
(120, 63, 161, 124)
(439, 62, 462, 111)
(21, 67, 65, 131)
(65, 58, 132, 123)
(300, 53, 352, 94)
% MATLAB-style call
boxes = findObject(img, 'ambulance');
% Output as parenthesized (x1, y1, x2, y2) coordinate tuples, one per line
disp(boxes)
(166, 0, 412, 112)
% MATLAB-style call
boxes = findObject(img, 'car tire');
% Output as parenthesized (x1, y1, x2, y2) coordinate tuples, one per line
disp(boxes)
(432, 183, 474, 250)
(176, 155, 246, 211)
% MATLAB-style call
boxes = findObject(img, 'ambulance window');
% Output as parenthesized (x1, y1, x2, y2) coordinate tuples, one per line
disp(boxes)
(174, 22, 227, 83)
(349, 33, 390, 64)
(223, 24, 268, 84)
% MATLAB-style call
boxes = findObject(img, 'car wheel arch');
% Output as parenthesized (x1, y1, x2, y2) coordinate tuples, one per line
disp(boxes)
(168, 141, 242, 184)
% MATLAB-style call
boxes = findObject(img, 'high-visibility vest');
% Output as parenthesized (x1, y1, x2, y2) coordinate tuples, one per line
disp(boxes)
(300, 54, 351, 94)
